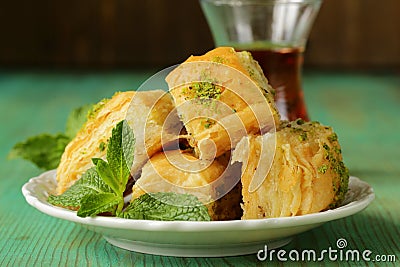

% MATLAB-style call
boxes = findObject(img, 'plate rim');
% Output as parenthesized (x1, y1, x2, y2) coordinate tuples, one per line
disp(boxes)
(21, 169, 375, 232)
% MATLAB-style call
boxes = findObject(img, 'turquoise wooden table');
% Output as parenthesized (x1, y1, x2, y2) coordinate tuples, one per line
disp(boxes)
(0, 70, 399, 266)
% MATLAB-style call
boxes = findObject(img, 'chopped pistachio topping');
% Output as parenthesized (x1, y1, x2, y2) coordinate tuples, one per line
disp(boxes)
(181, 82, 223, 102)
(193, 82, 222, 100)
(328, 133, 338, 142)
(211, 56, 227, 64)
(99, 141, 106, 152)
(318, 164, 328, 174)
(322, 141, 349, 208)
(87, 98, 110, 120)
(203, 118, 215, 129)
(298, 132, 308, 141)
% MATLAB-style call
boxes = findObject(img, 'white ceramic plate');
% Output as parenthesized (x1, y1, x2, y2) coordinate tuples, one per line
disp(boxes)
(22, 170, 374, 257)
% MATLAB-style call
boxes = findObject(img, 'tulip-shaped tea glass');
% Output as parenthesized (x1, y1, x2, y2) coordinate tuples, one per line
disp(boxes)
(200, 0, 322, 121)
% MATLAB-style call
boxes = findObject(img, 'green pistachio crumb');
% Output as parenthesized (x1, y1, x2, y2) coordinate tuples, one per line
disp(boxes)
(204, 118, 215, 129)
(298, 132, 308, 141)
(296, 119, 305, 125)
(87, 98, 109, 120)
(323, 143, 330, 151)
(211, 56, 226, 64)
(99, 142, 106, 152)
(318, 164, 328, 174)
(328, 133, 338, 142)
(192, 82, 222, 100)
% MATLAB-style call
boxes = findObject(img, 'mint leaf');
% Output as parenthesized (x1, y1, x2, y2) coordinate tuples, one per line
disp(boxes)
(119, 193, 211, 221)
(94, 158, 119, 195)
(48, 167, 113, 208)
(65, 104, 93, 139)
(106, 120, 135, 194)
(8, 133, 70, 170)
(77, 193, 121, 217)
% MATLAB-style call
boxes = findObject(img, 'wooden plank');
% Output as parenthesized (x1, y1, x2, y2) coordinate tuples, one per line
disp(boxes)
(1, 1, 398, 68)
(0, 70, 399, 266)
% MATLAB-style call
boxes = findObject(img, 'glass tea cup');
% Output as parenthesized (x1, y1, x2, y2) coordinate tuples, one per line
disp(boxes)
(200, 0, 323, 121)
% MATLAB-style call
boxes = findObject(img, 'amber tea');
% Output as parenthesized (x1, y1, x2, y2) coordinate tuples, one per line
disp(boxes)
(200, 0, 322, 121)
(244, 46, 309, 121)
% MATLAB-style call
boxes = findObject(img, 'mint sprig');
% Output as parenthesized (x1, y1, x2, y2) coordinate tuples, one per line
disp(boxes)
(48, 119, 211, 221)
(120, 192, 211, 221)
(48, 120, 135, 217)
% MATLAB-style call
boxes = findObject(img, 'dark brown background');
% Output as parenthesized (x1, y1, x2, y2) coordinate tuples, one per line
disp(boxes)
(1, 0, 399, 70)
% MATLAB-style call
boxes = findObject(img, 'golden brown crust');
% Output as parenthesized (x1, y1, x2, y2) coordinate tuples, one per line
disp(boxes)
(185, 47, 250, 76)
(54, 48, 348, 222)
(131, 151, 225, 203)
(166, 47, 280, 160)
(233, 120, 348, 219)
(56, 90, 179, 194)
(131, 150, 242, 220)
(56, 91, 135, 194)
